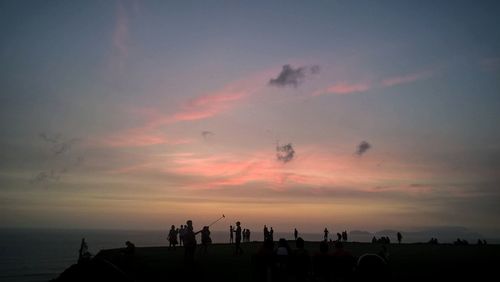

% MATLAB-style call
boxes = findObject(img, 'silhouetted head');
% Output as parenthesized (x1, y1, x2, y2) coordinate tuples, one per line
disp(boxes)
(296, 237, 305, 249)
(320, 240, 329, 254)
(236, 221, 240, 226)
(186, 220, 193, 228)
(171, 225, 175, 229)
(357, 253, 388, 280)
(278, 238, 288, 248)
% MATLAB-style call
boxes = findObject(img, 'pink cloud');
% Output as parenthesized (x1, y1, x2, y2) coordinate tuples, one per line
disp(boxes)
(113, 2, 128, 57)
(166, 149, 383, 190)
(313, 82, 372, 96)
(381, 70, 433, 87)
(312, 69, 434, 97)
(95, 71, 267, 148)
(480, 57, 500, 72)
(93, 127, 193, 148)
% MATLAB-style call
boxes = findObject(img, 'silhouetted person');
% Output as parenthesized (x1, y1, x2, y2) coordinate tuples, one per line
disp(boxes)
(230, 225, 234, 244)
(252, 239, 274, 282)
(78, 238, 91, 264)
(235, 221, 244, 255)
(294, 228, 298, 240)
(246, 228, 251, 242)
(342, 230, 348, 242)
(337, 232, 342, 242)
(200, 226, 211, 255)
(275, 238, 291, 281)
(313, 240, 331, 281)
(184, 220, 199, 264)
(264, 225, 269, 241)
(332, 241, 355, 281)
(270, 227, 274, 242)
(124, 241, 135, 255)
(324, 228, 329, 241)
(292, 237, 310, 282)
(378, 245, 389, 262)
(179, 225, 185, 246)
(168, 225, 178, 249)
(276, 238, 291, 256)
(397, 232, 402, 244)
(372, 236, 377, 244)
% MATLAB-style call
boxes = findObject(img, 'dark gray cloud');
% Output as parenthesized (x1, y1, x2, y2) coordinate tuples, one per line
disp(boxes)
(269, 64, 319, 87)
(276, 143, 295, 163)
(201, 131, 214, 140)
(356, 141, 371, 156)
(52, 138, 79, 155)
(310, 65, 320, 74)
(31, 132, 84, 185)
(30, 169, 60, 184)
(39, 132, 79, 156)
(39, 132, 60, 143)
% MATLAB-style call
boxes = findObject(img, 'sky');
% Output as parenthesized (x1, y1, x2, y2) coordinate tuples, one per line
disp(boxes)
(1, 0, 500, 236)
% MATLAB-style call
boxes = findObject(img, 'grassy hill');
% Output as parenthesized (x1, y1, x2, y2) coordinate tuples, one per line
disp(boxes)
(53, 240, 500, 281)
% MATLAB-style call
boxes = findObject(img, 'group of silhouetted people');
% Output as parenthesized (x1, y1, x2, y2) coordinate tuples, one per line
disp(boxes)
(372, 236, 391, 244)
(264, 225, 274, 242)
(252, 238, 390, 282)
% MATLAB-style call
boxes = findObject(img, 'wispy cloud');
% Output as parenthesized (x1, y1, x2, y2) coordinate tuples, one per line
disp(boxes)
(312, 69, 434, 97)
(31, 133, 85, 185)
(381, 70, 433, 87)
(95, 72, 265, 148)
(312, 82, 371, 96)
(479, 57, 500, 72)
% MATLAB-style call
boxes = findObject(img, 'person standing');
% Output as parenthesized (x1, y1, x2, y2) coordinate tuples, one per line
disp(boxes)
(184, 220, 200, 264)
(234, 221, 244, 255)
(294, 228, 298, 240)
(179, 225, 185, 246)
(324, 228, 329, 241)
(168, 225, 178, 249)
(230, 225, 234, 244)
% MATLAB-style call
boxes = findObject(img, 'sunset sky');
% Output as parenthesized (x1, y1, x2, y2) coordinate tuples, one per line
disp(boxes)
(1, 1, 499, 236)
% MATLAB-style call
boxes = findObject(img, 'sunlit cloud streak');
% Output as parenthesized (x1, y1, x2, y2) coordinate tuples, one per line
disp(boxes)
(312, 82, 371, 96)
(381, 70, 434, 87)
(312, 69, 434, 97)
(111, 0, 129, 70)
(96, 72, 267, 148)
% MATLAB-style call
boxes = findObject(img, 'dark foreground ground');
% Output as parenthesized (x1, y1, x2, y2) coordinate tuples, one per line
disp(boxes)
(53, 241, 500, 282)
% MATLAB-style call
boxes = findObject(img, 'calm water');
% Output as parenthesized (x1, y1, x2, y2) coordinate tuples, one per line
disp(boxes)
(0, 228, 319, 282)
(0, 228, 494, 282)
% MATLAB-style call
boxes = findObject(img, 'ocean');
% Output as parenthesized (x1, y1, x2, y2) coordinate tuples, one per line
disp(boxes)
(0, 228, 495, 282)
(0, 228, 320, 282)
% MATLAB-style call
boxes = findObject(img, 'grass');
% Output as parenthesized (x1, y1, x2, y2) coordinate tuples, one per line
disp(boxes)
(58, 241, 500, 281)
